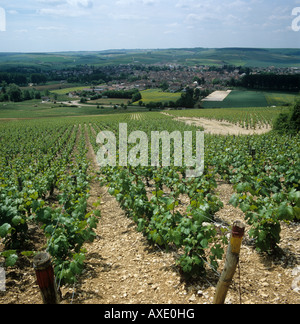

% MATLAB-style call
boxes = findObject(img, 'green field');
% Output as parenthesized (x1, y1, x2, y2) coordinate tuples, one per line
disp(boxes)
(50, 86, 89, 95)
(139, 89, 181, 104)
(203, 90, 300, 108)
(89, 98, 131, 105)
(21, 82, 83, 92)
(264, 92, 300, 106)
(0, 100, 144, 118)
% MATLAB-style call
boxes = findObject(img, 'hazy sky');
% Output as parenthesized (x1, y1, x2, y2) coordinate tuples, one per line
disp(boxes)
(0, 0, 299, 52)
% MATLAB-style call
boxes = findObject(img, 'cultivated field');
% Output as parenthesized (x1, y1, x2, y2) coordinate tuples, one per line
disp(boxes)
(88, 98, 130, 105)
(0, 106, 299, 304)
(50, 86, 89, 95)
(139, 89, 182, 104)
(202, 90, 300, 108)
(0, 100, 146, 119)
(167, 106, 287, 130)
(203, 90, 232, 102)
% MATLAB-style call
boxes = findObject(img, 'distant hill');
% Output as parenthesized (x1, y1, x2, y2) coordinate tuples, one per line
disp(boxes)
(0, 48, 299, 69)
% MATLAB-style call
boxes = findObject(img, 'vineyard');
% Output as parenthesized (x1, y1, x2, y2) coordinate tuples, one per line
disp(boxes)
(167, 106, 289, 130)
(0, 108, 299, 304)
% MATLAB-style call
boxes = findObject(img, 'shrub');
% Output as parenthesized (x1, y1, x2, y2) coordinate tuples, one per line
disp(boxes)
(273, 101, 300, 133)
(290, 101, 300, 132)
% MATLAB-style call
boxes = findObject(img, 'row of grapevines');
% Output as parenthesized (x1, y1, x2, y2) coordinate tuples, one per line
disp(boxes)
(167, 106, 288, 129)
(89, 112, 299, 258)
(103, 165, 225, 276)
(86, 116, 227, 277)
(0, 122, 73, 252)
(0, 120, 100, 284)
(204, 132, 300, 253)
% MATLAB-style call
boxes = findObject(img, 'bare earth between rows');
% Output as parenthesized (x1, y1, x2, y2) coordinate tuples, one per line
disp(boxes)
(161, 112, 271, 136)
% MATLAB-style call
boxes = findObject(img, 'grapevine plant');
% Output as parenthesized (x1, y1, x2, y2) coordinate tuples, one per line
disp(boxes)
(102, 165, 226, 277)
(0, 121, 100, 285)
(94, 116, 229, 277)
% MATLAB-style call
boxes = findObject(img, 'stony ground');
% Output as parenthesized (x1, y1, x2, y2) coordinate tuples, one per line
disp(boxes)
(174, 116, 270, 136)
(0, 123, 299, 305)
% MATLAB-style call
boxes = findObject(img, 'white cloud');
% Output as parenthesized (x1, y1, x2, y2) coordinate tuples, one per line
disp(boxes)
(7, 10, 19, 15)
(142, 0, 157, 5)
(68, 0, 93, 8)
(16, 29, 28, 33)
(37, 0, 93, 17)
(37, 26, 64, 30)
(116, 0, 158, 5)
(37, 0, 67, 5)
(110, 13, 148, 21)
(166, 22, 180, 28)
(163, 30, 175, 35)
(0, 7, 6, 32)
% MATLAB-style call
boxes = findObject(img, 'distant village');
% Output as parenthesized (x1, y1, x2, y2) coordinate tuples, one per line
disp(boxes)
(50, 64, 300, 98)
(1, 61, 299, 104)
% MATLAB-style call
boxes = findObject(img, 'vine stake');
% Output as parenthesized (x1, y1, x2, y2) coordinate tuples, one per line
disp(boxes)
(33, 252, 60, 304)
(213, 220, 245, 304)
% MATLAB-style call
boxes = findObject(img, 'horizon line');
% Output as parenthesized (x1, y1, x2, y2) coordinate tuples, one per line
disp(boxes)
(0, 46, 299, 54)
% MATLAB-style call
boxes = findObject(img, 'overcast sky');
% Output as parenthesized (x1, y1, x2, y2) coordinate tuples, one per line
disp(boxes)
(0, 0, 299, 52)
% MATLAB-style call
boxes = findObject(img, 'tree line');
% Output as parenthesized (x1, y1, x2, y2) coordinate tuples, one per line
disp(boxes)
(101, 89, 141, 100)
(0, 83, 42, 102)
(0, 72, 47, 86)
(79, 89, 142, 103)
(240, 74, 300, 91)
(144, 87, 211, 110)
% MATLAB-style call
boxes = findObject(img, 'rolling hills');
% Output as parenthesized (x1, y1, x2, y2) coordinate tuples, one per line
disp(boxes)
(0, 48, 300, 70)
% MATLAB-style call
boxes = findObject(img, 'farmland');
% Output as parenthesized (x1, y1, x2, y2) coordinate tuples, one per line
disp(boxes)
(0, 90, 294, 120)
(50, 86, 89, 95)
(139, 89, 182, 104)
(167, 106, 289, 130)
(0, 105, 299, 304)
(202, 90, 300, 108)
(0, 99, 147, 118)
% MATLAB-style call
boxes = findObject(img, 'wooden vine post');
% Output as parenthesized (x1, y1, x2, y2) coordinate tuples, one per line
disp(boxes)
(213, 220, 245, 304)
(33, 252, 60, 304)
